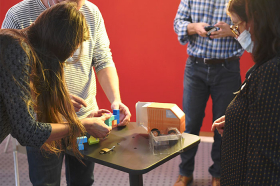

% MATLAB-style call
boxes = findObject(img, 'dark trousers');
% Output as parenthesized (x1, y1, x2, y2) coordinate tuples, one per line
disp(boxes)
(179, 56, 241, 178)
(26, 146, 95, 186)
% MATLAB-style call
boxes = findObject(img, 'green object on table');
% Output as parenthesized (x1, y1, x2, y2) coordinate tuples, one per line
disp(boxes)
(88, 136, 99, 145)
(105, 115, 115, 127)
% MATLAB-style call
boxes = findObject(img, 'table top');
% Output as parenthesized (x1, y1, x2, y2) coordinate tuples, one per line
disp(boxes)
(71, 122, 200, 175)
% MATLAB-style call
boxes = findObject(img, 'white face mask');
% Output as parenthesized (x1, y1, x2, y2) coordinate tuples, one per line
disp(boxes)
(237, 28, 254, 53)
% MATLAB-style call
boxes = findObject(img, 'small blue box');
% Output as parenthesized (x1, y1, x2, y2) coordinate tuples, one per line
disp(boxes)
(78, 143, 84, 150)
(113, 109, 120, 116)
(77, 136, 87, 144)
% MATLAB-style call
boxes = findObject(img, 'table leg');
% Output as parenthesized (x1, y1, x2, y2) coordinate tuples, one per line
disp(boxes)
(129, 174, 143, 186)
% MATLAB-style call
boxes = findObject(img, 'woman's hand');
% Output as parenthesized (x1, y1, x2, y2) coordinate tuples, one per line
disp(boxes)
(81, 115, 112, 138)
(211, 115, 225, 136)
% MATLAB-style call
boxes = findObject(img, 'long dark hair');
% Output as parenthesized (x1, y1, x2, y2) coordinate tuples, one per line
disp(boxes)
(1, 2, 89, 158)
(28, 1, 89, 157)
(246, 0, 280, 64)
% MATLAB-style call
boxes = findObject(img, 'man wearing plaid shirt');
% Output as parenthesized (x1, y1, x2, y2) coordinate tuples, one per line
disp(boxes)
(173, 0, 244, 185)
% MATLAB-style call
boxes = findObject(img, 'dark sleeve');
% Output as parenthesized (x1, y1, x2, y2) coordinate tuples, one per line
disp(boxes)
(246, 59, 280, 184)
(0, 36, 52, 147)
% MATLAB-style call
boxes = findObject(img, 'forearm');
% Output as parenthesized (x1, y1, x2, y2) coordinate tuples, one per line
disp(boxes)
(46, 123, 69, 142)
(174, 21, 208, 44)
(187, 23, 199, 35)
(97, 67, 121, 103)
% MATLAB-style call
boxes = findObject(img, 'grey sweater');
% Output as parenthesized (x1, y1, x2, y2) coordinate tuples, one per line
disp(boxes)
(0, 33, 51, 147)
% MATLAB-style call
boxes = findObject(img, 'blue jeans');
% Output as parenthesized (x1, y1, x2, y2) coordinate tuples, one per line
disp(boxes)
(26, 146, 94, 186)
(179, 56, 241, 178)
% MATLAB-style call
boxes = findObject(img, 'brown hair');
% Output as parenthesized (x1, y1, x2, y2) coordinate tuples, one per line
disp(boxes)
(1, 2, 89, 158)
(28, 1, 89, 158)
(246, 0, 280, 64)
(227, 0, 247, 22)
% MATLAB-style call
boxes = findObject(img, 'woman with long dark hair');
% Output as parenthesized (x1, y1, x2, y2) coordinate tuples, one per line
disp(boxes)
(0, 2, 98, 158)
(212, 0, 280, 185)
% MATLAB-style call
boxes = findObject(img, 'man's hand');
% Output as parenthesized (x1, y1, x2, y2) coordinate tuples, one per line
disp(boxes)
(81, 115, 112, 138)
(187, 22, 209, 37)
(111, 101, 131, 126)
(211, 115, 225, 137)
(70, 94, 87, 112)
(210, 21, 235, 39)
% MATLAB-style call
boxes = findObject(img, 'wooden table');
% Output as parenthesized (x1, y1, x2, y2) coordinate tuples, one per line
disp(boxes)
(68, 122, 200, 186)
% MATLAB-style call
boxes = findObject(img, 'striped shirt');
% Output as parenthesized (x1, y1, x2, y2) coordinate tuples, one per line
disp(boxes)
(2, 0, 115, 119)
(174, 0, 244, 59)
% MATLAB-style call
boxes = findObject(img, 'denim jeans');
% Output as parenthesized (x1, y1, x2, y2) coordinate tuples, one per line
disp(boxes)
(26, 146, 94, 186)
(179, 56, 241, 178)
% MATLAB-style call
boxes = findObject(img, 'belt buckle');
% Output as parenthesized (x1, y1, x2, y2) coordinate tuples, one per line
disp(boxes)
(204, 58, 210, 64)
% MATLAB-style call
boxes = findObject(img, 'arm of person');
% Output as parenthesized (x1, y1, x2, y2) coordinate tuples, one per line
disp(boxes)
(0, 36, 53, 147)
(96, 67, 131, 126)
(187, 22, 209, 37)
(42, 111, 113, 142)
(29, 115, 113, 142)
(97, 67, 120, 105)
(93, 9, 131, 126)
(81, 115, 112, 138)
(46, 123, 69, 142)
(174, 0, 209, 44)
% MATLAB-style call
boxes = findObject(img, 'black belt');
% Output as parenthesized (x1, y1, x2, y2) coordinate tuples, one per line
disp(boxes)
(190, 56, 240, 65)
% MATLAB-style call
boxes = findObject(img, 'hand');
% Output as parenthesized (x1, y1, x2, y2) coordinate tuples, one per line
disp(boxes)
(86, 109, 111, 118)
(81, 115, 112, 138)
(70, 94, 87, 112)
(111, 101, 131, 126)
(211, 115, 225, 137)
(210, 22, 235, 39)
(194, 22, 209, 37)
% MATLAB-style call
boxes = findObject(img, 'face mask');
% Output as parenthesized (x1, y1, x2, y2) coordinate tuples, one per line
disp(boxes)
(237, 28, 254, 53)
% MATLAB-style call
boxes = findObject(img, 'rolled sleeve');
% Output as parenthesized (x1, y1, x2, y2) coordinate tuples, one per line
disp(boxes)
(174, 0, 192, 45)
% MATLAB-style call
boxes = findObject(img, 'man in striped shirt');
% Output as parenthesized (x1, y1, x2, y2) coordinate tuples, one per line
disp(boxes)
(173, 0, 244, 186)
(2, 0, 131, 185)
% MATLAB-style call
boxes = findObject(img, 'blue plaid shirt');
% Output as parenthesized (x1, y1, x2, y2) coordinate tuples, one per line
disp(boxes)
(174, 0, 244, 59)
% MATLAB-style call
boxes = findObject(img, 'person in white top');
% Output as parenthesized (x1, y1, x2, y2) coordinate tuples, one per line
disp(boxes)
(2, 0, 131, 185)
